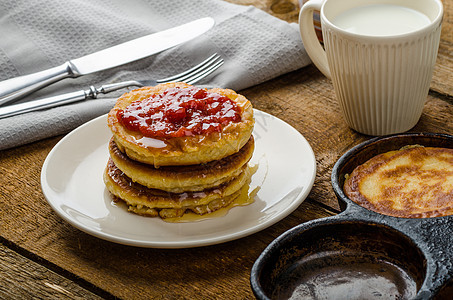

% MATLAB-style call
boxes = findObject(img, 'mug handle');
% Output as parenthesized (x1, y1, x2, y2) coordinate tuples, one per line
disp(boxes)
(299, 0, 331, 79)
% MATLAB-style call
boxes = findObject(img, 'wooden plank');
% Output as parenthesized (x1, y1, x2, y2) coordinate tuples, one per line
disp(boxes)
(0, 145, 334, 300)
(431, 0, 453, 96)
(0, 243, 102, 299)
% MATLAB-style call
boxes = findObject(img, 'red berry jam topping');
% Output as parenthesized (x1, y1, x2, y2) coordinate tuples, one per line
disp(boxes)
(116, 86, 242, 138)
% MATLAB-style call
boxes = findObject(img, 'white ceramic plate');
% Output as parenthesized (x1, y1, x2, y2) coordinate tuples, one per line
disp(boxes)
(41, 110, 316, 248)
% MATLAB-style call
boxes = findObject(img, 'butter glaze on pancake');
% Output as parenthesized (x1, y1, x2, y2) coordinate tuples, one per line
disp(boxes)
(103, 158, 253, 218)
(344, 146, 453, 218)
(109, 136, 254, 193)
(108, 82, 254, 167)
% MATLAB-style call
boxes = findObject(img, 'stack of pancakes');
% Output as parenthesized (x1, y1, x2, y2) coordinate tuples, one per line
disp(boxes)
(103, 82, 255, 219)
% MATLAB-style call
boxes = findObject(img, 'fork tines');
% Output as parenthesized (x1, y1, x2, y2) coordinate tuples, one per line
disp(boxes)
(156, 53, 224, 85)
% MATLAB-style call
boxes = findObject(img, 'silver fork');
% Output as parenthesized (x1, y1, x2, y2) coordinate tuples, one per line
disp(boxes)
(0, 54, 224, 119)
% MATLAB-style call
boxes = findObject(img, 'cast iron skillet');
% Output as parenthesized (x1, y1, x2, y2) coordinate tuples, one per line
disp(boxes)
(251, 132, 453, 300)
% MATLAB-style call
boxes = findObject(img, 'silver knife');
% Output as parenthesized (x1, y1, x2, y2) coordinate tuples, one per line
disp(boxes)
(0, 17, 215, 106)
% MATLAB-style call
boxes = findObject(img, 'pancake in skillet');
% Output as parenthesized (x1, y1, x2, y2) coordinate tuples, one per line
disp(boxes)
(344, 146, 453, 218)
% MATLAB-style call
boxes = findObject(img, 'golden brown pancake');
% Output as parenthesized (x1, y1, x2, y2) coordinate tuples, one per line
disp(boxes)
(107, 82, 254, 167)
(108, 136, 254, 193)
(344, 146, 453, 218)
(103, 158, 254, 219)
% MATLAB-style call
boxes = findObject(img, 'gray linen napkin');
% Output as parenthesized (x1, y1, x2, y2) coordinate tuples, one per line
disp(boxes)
(0, 0, 310, 150)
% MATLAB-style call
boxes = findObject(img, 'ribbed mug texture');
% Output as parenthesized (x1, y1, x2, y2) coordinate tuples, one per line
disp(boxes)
(323, 24, 442, 135)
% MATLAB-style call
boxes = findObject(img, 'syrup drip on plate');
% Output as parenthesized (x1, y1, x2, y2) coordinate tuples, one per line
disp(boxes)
(164, 164, 259, 223)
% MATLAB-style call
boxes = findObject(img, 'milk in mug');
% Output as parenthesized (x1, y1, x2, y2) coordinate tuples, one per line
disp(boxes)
(299, 0, 443, 135)
(332, 4, 431, 36)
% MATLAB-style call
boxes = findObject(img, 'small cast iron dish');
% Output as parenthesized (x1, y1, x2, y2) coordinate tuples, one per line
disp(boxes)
(251, 132, 453, 299)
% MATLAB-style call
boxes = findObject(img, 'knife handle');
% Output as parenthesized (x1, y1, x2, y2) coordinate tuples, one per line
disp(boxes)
(0, 61, 79, 106)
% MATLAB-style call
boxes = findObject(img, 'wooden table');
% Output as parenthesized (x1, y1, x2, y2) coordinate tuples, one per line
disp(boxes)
(1, 0, 452, 299)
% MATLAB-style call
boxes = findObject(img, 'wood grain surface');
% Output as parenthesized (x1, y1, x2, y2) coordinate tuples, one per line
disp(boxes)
(0, 243, 102, 299)
(1, 0, 452, 299)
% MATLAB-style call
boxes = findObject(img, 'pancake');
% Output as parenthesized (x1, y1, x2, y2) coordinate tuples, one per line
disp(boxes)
(107, 82, 254, 167)
(344, 146, 453, 218)
(109, 136, 254, 193)
(103, 158, 254, 219)
(126, 192, 240, 219)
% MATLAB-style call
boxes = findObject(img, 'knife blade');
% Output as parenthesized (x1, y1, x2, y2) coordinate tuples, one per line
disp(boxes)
(0, 17, 215, 106)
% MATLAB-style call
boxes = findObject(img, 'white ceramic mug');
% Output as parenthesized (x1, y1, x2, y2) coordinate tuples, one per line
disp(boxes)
(299, 0, 443, 136)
